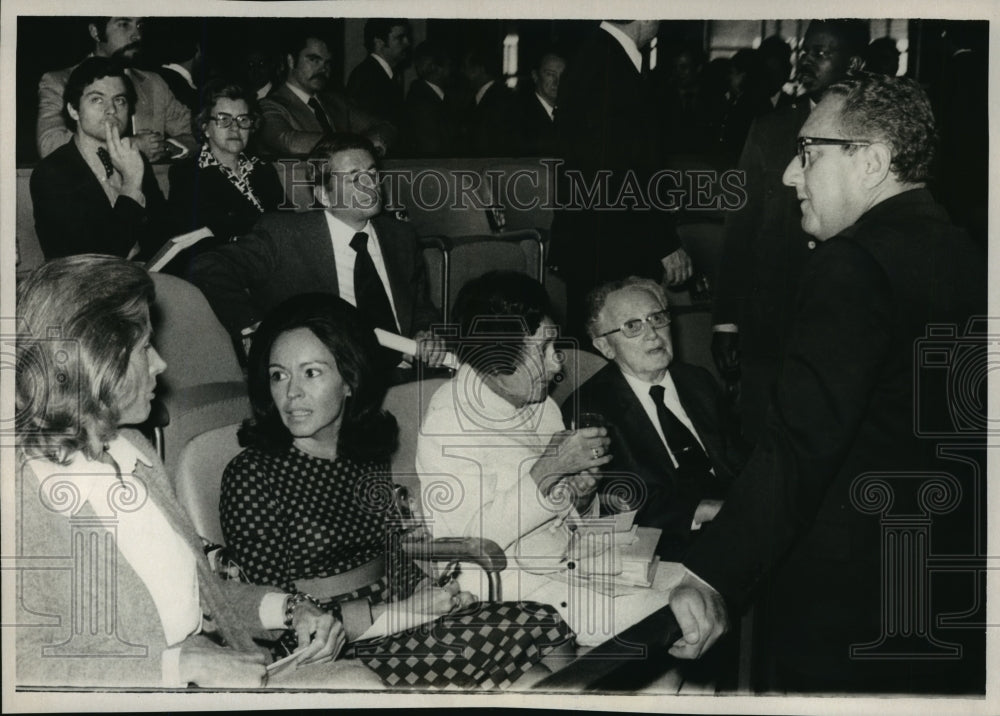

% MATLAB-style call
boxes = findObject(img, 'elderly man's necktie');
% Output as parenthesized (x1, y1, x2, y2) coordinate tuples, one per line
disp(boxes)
(350, 231, 397, 334)
(96, 147, 115, 178)
(307, 97, 335, 136)
(649, 384, 713, 478)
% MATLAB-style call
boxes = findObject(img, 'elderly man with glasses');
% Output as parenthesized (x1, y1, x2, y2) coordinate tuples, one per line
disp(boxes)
(668, 74, 987, 694)
(562, 277, 748, 562)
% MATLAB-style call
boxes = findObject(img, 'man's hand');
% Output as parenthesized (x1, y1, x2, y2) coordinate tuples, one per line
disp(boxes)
(711, 331, 740, 380)
(413, 330, 448, 367)
(105, 123, 145, 195)
(133, 128, 167, 162)
(290, 599, 345, 665)
(178, 637, 267, 687)
(661, 247, 693, 287)
(668, 571, 729, 659)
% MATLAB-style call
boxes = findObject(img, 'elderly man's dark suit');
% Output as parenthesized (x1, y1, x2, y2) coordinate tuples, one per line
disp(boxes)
(685, 189, 987, 693)
(29, 139, 169, 261)
(256, 83, 397, 158)
(551, 26, 679, 337)
(189, 210, 439, 339)
(346, 54, 404, 126)
(712, 100, 813, 443)
(563, 362, 745, 561)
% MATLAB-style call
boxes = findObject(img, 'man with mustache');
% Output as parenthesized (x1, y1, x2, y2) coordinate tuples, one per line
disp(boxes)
(36, 16, 196, 161)
(257, 33, 396, 158)
(710, 20, 867, 445)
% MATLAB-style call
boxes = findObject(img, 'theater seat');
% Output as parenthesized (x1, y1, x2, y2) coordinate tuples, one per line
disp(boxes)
(149, 273, 251, 475)
(175, 422, 241, 546)
(549, 347, 608, 408)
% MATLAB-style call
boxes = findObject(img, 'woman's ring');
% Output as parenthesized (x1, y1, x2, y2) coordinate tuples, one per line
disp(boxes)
(592, 447, 602, 459)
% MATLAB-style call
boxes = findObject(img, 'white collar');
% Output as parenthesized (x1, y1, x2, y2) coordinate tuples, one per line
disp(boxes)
(286, 81, 314, 106)
(325, 211, 374, 243)
(162, 62, 195, 89)
(535, 92, 555, 119)
(600, 21, 642, 74)
(371, 53, 394, 79)
(424, 79, 445, 100)
(256, 80, 273, 100)
(475, 79, 495, 106)
(619, 366, 675, 401)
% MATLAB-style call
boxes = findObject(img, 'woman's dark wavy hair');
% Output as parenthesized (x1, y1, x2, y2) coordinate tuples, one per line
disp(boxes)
(451, 271, 552, 376)
(238, 292, 398, 462)
(193, 78, 261, 144)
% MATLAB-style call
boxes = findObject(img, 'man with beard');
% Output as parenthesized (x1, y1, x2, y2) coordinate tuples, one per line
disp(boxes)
(711, 20, 867, 444)
(257, 33, 396, 158)
(36, 16, 195, 161)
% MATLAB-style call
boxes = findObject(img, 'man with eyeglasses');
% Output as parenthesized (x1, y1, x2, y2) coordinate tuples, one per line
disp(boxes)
(669, 75, 986, 694)
(712, 19, 867, 446)
(36, 16, 195, 161)
(190, 132, 445, 372)
(562, 277, 746, 561)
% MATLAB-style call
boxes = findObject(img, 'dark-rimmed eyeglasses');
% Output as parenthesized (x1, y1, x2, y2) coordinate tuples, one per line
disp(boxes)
(597, 309, 671, 339)
(209, 113, 256, 130)
(797, 136, 872, 168)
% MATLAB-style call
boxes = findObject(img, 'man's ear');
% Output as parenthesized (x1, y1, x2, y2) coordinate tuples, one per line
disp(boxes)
(593, 336, 615, 361)
(88, 23, 101, 44)
(847, 55, 865, 74)
(860, 142, 893, 188)
(66, 103, 80, 122)
(286, 53, 295, 73)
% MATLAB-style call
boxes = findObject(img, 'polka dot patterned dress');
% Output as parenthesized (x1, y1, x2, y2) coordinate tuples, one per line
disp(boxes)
(220, 446, 574, 689)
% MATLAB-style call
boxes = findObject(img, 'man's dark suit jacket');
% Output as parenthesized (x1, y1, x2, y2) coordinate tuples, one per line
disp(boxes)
(401, 79, 458, 158)
(551, 27, 679, 335)
(256, 82, 397, 158)
(29, 139, 169, 261)
(346, 54, 404, 126)
(711, 100, 812, 441)
(466, 81, 521, 157)
(520, 92, 558, 157)
(189, 210, 440, 339)
(562, 361, 745, 560)
(685, 189, 987, 692)
(167, 156, 285, 241)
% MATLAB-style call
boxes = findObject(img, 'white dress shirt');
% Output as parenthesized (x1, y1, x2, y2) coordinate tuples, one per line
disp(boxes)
(599, 21, 643, 74)
(323, 211, 401, 332)
(620, 369, 709, 468)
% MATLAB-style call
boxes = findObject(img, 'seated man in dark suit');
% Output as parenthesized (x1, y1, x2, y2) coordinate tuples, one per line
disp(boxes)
(521, 50, 565, 156)
(346, 19, 411, 127)
(562, 277, 746, 560)
(257, 32, 396, 158)
(30, 57, 169, 261)
(190, 133, 445, 368)
(401, 41, 458, 157)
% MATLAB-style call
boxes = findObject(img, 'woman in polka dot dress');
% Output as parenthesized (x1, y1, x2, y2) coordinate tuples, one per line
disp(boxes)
(220, 293, 574, 689)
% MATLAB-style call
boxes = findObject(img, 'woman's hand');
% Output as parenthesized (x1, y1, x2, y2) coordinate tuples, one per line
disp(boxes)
(402, 579, 477, 618)
(178, 636, 267, 687)
(290, 599, 345, 665)
(531, 427, 612, 492)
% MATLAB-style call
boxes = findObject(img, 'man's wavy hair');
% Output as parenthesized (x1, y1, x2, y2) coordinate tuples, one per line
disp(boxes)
(825, 73, 938, 184)
(16, 255, 155, 464)
(239, 292, 398, 462)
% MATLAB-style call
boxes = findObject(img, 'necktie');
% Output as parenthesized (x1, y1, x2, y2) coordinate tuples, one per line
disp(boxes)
(96, 147, 114, 178)
(350, 231, 397, 334)
(307, 96, 335, 136)
(649, 384, 713, 479)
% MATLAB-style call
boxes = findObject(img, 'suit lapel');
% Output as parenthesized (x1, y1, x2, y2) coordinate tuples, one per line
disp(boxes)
(279, 84, 322, 133)
(669, 364, 729, 484)
(602, 367, 677, 479)
(300, 210, 340, 293)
